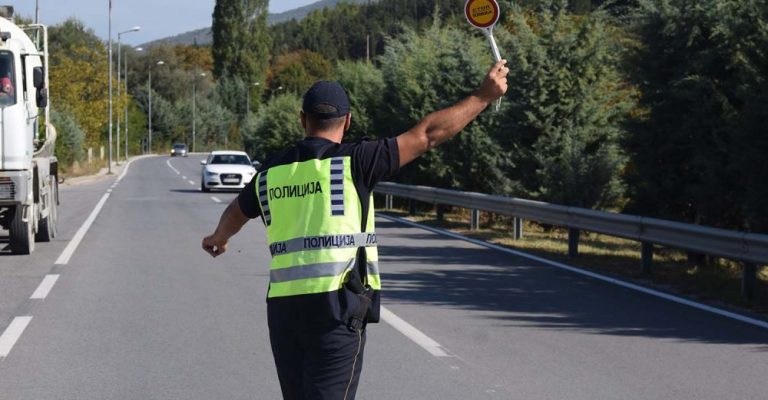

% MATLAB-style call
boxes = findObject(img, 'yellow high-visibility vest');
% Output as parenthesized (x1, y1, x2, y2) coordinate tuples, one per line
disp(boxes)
(256, 156, 381, 298)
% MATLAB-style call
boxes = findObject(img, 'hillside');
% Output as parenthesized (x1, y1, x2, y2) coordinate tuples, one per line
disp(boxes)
(140, 0, 373, 47)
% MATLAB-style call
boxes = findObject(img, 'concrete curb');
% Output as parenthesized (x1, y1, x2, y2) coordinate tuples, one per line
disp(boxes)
(61, 155, 157, 186)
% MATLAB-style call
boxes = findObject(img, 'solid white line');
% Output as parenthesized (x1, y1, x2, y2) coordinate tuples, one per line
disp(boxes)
(116, 159, 132, 183)
(55, 193, 111, 265)
(0, 317, 32, 358)
(166, 159, 180, 175)
(378, 214, 768, 330)
(380, 306, 451, 357)
(188, 180, 195, 185)
(211, 197, 222, 203)
(30, 275, 60, 300)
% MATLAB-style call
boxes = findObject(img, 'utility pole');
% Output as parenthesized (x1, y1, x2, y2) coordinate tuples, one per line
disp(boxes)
(116, 27, 141, 164)
(148, 68, 151, 154)
(35, 0, 39, 23)
(192, 72, 206, 153)
(148, 60, 165, 154)
(108, 0, 113, 174)
(126, 47, 143, 160)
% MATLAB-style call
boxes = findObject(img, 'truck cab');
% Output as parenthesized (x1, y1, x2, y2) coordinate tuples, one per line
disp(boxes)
(0, 8, 57, 255)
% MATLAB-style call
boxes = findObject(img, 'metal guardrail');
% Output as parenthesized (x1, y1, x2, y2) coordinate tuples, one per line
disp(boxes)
(374, 182, 768, 301)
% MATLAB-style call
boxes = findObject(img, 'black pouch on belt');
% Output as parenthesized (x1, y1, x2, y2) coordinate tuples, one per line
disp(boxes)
(345, 248, 373, 332)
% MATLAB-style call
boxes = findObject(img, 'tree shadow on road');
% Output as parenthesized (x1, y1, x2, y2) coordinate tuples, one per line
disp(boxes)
(376, 221, 768, 348)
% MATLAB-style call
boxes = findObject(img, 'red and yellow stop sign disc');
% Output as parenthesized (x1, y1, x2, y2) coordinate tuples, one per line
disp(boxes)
(465, 0, 500, 29)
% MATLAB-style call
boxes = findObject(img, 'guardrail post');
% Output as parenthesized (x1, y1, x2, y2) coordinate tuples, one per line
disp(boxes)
(742, 263, 757, 302)
(641, 242, 653, 275)
(385, 195, 393, 210)
(408, 199, 416, 216)
(513, 217, 524, 240)
(568, 228, 580, 258)
(471, 209, 480, 231)
(436, 204, 444, 221)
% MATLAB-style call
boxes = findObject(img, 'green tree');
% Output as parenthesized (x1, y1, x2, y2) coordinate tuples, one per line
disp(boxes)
(244, 93, 305, 161)
(213, 76, 249, 117)
(48, 19, 111, 150)
(193, 96, 237, 150)
(48, 18, 103, 65)
(379, 19, 513, 194)
(212, 0, 271, 82)
(52, 110, 86, 166)
(627, 0, 768, 231)
(498, 1, 636, 208)
(335, 61, 386, 141)
(268, 50, 333, 95)
(49, 45, 108, 149)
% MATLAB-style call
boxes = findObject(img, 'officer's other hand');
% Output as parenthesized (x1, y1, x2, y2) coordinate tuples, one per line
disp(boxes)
(202, 235, 228, 258)
(476, 60, 509, 103)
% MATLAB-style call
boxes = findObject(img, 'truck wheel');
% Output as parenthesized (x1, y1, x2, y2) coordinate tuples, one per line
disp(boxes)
(36, 182, 57, 242)
(9, 204, 34, 254)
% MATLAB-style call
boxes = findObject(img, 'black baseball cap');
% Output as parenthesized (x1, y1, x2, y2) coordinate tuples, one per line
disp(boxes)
(302, 80, 350, 120)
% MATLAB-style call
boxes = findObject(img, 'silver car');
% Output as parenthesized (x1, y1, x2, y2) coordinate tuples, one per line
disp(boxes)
(170, 143, 188, 157)
(200, 151, 258, 192)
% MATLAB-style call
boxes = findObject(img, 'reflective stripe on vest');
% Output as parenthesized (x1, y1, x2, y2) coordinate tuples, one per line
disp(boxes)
(270, 260, 380, 283)
(256, 156, 380, 298)
(258, 171, 271, 226)
(269, 233, 377, 257)
(330, 157, 345, 216)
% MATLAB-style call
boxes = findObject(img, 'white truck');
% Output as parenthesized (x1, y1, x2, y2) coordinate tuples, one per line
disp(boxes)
(0, 7, 57, 254)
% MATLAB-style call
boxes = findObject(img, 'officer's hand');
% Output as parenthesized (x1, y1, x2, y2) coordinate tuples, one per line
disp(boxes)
(476, 60, 509, 103)
(202, 234, 228, 258)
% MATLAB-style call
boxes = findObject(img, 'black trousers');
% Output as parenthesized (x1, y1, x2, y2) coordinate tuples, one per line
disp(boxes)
(269, 322, 367, 400)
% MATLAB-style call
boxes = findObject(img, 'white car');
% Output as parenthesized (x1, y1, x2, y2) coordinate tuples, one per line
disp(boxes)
(200, 151, 258, 192)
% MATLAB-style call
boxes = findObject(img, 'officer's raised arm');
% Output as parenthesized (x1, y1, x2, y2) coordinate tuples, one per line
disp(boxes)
(202, 198, 250, 258)
(396, 59, 509, 167)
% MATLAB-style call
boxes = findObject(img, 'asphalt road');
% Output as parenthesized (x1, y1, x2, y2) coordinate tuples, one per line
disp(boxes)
(1, 155, 766, 400)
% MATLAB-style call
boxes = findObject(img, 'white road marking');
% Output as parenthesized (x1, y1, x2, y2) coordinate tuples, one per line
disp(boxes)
(116, 159, 133, 183)
(211, 197, 222, 203)
(30, 275, 60, 300)
(182, 176, 187, 180)
(188, 180, 195, 185)
(55, 193, 110, 265)
(0, 317, 32, 358)
(380, 306, 452, 357)
(379, 214, 768, 331)
(166, 159, 180, 175)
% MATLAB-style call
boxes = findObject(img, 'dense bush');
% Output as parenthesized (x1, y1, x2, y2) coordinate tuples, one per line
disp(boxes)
(499, 1, 636, 208)
(52, 110, 86, 166)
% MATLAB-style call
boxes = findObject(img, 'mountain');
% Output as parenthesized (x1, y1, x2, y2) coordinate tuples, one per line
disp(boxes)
(140, 0, 373, 48)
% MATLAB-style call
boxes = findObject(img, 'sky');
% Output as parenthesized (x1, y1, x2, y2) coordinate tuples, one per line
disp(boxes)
(10, 0, 318, 46)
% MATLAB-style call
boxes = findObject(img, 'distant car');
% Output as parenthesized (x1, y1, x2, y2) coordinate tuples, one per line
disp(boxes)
(200, 151, 258, 192)
(170, 143, 188, 157)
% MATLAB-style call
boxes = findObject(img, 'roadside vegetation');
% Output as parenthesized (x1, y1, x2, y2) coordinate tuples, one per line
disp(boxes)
(47, 0, 766, 294)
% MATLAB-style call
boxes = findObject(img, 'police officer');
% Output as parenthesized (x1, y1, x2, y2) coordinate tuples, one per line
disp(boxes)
(202, 59, 509, 400)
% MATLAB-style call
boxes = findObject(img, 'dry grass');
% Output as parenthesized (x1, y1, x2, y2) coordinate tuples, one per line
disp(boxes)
(60, 160, 108, 179)
(380, 206, 768, 315)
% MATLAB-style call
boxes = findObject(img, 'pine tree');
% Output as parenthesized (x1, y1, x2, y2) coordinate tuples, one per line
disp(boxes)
(627, 0, 768, 231)
(212, 0, 271, 85)
(499, 1, 636, 208)
(379, 19, 514, 194)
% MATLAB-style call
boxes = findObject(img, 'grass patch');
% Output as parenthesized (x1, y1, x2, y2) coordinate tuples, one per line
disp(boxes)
(60, 159, 108, 179)
(380, 207, 768, 315)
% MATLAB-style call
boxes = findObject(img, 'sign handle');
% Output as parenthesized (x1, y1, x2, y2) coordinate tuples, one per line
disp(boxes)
(484, 28, 503, 112)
